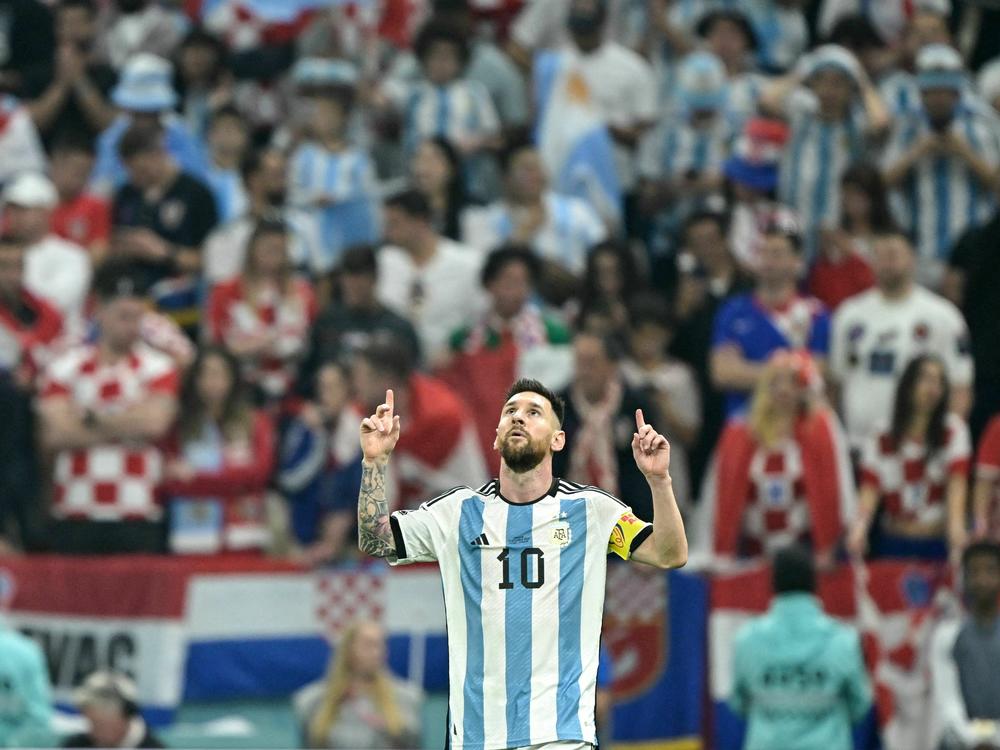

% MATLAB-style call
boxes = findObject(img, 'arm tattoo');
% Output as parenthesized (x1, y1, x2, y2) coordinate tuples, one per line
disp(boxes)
(358, 459, 398, 560)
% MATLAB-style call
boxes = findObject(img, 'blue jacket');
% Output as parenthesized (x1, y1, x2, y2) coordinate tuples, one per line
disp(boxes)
(0, 625, 53, 747)
(730, 593, 872, 750)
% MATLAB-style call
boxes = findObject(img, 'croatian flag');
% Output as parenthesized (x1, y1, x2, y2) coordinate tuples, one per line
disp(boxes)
(533, 50, 623, 229)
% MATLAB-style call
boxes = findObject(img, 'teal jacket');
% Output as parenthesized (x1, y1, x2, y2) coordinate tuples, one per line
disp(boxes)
(729, 593, 873, 750)
(0, 626, 53, 748)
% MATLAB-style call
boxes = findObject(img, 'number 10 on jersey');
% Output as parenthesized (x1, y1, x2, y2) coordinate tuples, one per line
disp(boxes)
(497, 547, 545, 589)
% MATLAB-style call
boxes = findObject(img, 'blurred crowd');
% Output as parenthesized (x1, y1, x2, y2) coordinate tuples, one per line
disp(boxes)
(2, 0, 1000, 745)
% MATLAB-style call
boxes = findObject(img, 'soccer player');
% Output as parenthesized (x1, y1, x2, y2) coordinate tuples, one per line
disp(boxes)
(357, 377, 687, 750)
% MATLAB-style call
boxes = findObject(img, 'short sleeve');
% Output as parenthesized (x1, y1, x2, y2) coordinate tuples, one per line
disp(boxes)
(389, 492, 459, 565)
(942, 306, 974, 387)
(711, 298, 741, 350)
(607, 510, 653, 561)
(976, 416, 1000, 479)
(807, 307, 831, 356)
(828, 305, 851, 381)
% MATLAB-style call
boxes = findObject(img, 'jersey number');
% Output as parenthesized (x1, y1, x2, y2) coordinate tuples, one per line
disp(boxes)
(498, 547, 545, 590)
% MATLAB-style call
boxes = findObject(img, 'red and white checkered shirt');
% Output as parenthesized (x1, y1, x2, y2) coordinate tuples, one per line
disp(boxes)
(740, 439, 812, 557)
(41, 343, 180, 522)
(860, 412, 971, 528)
(975, 414, 1000, 539)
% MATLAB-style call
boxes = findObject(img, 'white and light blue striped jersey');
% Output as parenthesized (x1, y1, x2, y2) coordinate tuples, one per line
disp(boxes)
(288, 142, 382, 272)
(778, 90, 870, 258)
(204, 164, 249, 224)
(388, 78, 501, 155)
(460, 192, 608, 276)
(389, 478, 652, 750)
(882, 106, 1000, 267)
(638, 116, 733, 182)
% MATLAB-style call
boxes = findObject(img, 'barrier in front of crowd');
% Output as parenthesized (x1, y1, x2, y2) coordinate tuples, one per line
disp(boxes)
(0, 554, 957, 750)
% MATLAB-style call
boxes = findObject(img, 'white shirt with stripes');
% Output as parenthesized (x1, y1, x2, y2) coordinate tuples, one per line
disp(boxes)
(390, 478, 651, 750)
(386, 77, 501, 155)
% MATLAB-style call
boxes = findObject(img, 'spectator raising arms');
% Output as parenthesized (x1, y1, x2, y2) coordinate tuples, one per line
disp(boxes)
(206, 219, 318, 404)
(160, 346, 275, 556)
(849, 354, 971, 562)
(696, 351, 855, 566)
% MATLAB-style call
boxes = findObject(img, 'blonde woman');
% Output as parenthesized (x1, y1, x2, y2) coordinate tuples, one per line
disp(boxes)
(294, 622, 422, 749)
(699, 350, 855, 564)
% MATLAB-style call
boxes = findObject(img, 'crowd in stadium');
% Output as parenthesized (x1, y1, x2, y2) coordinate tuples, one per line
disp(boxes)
(3, 0, 1000, 746)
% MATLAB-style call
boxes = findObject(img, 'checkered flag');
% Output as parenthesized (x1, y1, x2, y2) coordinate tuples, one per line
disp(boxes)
(315, 570, 386, 643)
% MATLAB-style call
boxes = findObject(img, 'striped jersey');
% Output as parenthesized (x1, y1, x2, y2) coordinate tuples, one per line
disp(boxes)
(389, 477, 652, 750)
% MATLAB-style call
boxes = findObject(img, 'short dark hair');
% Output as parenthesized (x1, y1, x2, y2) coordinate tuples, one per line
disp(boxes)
(826, 14, 885, 52)
(356, 332, 417, 381)
(683, 208, 729, 239)
(58, 0, 98, 15)
(574, 327, 626, 362)
(91, 259, 149, 301)
(247, 218, 288, 248)
(481, 244, 540, 287)
(504, 378, 565, 426)
(962, 541, 1000, 571)
(339, 244, 378, 276)
(51, 130, 96, 158)
(872, 227, 917, 250)
(761, 222, 803, 255)
(385, 188, 433, 222)
(413, 18, 470, 67)
(628, 293, 675, 331)
(117, 122, 164, 161)
(772, 545, 816, 595)
(209, 104, 244, 128)
(240, 146, 280, 183)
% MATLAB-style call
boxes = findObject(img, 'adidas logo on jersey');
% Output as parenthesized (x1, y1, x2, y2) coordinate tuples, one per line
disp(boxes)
(469, 533, 489, 547)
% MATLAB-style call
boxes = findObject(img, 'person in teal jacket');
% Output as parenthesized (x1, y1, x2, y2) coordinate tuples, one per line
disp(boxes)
(730, 545, 873, 750)
(0, 621, 53, 747)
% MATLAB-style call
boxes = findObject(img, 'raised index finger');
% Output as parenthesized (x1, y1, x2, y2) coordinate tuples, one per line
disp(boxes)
(635, 408, 646, 430)
(386, 389, 394, 417)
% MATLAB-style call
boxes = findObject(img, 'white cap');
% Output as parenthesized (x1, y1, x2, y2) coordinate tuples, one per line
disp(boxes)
(111, 53, 177, 112)
(2, 172, 58, 209)
(915, 43, 966, 90)
(73, 671, 139, 711)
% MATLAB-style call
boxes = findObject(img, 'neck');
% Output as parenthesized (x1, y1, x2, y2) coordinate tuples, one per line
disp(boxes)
(575, 37, 601, 54)
(499, 460, 554, 503)
(510, 192, 542, 208)
(409, 233, 438, 265)
(150, 161, 179, 192)
(908, 412, 931, 438)
(98, 338, 132, 363)
(845, 217, 871, 234)
(757, 282, 794, 307)
(703, 253, 734, 279)
(212, 150, 240, 171)
(972, 600, 999, 627)
(206, 401, 225, 421)
(880, 279, 913, 301)
(321, 133, 346, 151)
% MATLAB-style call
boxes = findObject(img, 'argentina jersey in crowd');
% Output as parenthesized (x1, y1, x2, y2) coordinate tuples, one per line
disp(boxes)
(389, 477, 653, 750)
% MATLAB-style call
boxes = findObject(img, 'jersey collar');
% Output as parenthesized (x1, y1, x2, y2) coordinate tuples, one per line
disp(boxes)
(496, 477, 560, 506)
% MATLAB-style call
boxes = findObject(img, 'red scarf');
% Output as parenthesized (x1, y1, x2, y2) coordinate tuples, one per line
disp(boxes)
(714, 409, 844, 555)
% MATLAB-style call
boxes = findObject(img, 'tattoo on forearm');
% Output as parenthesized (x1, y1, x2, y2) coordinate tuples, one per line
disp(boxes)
(358, 460, 397, 560)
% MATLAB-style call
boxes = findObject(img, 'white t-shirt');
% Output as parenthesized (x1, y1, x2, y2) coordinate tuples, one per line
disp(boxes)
(376, 239, 487, 363)
(830, 285, 974, 450)
(24, 235, 92, 337)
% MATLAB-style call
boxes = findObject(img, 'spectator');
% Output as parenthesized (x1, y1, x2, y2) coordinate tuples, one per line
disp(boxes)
(882, 44, 1000, 286)
(112, 120, 218, 331)
(808, 230, 876, 312)
(945, 203, 1000, 439)
(830, 230, 973, 453)
(99, 0, 187, 71)
(461, 138, 607, 282)
(977, 60, 1000, 116)
(974, 414, 1000, 541)
(38, 260, 179, 555)
(376, 189, 485, 366)
(3, 172, 92, 335)
(160, 346, 275, 555)
(301, 245, 420, 391)
(671, 209, 753, 493)
(930, 541, 1000, 750)
(350, 332, 486, 511)
(27, 0, 117, 147)
(439, 245, 572, 474)
(730, 545, 872, 750)
(173, 28, 232, 141)
(0, 94, 47, 187)
(573, 240, 644, 334)
(553, 330, 661, 521)
(64, 671, 163, 748)
(203, 106, 249, 224)
(762, 44, 890, 256)
(204, 147, 323, 285)
(848, 354, 970, 562)
(710, 215, 830, 417)
(0, 0, 54, 100)
(49, 133, 112, 262)
(697, 351, 854, 564)
(0, 234, 63, 552)
(637, 51, 732, 258)
(288, 66, 381, 273)
(875, 4, 954, 117)
(410, 137, 468, 241)
(278, 359, 362, 565)
(621, 295, 699, 513)
(206, 219, 317, 404)
(91, 53, 207, 196)
(294, 621, 422, 750)
(382, 18, 501, 159)
(533, 0, 657, 213)
(0, 600, 53, 747)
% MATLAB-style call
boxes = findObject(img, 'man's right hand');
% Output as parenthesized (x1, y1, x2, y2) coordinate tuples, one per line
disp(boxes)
(360, 389, 401, 463)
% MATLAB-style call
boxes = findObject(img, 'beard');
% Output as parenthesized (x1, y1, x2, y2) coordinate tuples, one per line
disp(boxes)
(499, 433, 548, 473)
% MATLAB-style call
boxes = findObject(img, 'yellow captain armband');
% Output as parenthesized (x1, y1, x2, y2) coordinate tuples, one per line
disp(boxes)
(608, 511, 653, 560)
